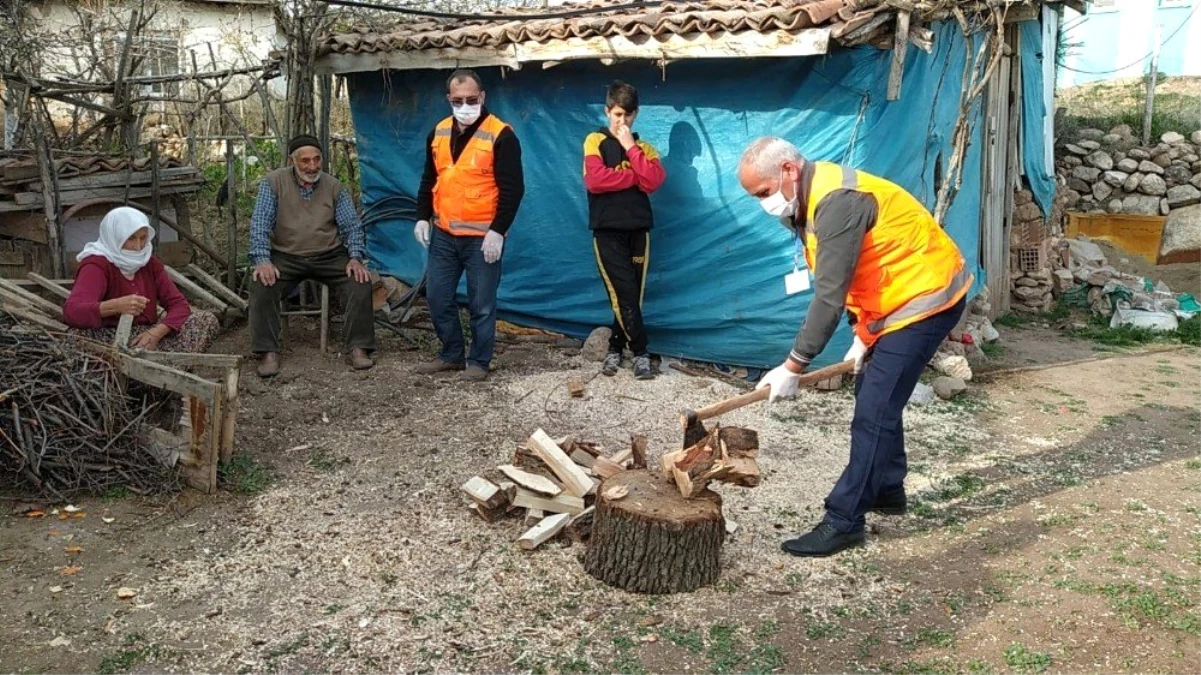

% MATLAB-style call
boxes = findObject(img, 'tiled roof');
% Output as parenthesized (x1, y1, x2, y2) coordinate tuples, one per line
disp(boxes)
(320, 0, 908, 57)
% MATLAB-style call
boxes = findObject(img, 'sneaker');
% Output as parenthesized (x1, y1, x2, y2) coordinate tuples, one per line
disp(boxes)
(780, 522, 866, 558)
(601, 351, 623, 376)
(460, 364, 488, 382)
(633, 354, 654, 380)
(415, 358, 465, 374)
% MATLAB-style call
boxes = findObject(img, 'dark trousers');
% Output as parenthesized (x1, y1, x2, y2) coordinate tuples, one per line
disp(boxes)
(249, 246, 376, 354)
(823, 298, 966, 533)
(593, 229, 650, 356)
(425, 226, 501, 370)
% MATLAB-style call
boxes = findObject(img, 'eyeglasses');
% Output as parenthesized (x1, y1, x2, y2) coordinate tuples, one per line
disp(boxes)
(448, 96, 481, 107)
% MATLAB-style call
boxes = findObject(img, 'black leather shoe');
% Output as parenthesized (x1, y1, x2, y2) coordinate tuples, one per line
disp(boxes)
(870, 489, 907, 516)
(781, 522, 866, 557)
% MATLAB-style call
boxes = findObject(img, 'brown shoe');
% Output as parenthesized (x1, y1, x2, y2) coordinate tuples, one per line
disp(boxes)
(460, 364, 488, 382)
(347, 348, 374, 370)
(415, 358, 465, 374)
(257, 352, 280, 378)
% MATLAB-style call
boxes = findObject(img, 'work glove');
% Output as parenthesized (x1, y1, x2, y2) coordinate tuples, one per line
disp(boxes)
(756, 363, 800, 403)
(844, 336, 869, 375)
(414, 220, 431, 248)
(482, 230, 504, 264)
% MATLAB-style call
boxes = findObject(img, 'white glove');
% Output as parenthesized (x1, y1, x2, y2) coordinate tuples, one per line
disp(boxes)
(482, 230, 504, 264)
(414, 220, 431, 248)
(844, 336, 869, 374)
(756, 363, 801, 403)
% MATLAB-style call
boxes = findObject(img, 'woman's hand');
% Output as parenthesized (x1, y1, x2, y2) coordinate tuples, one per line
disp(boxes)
(100, 294, 149, 317)
(130, 324, 170, 350)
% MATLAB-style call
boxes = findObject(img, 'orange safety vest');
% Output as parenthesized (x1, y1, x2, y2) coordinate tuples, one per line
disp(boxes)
(800, 162, 973, 346)
(431, 114, 510, 237)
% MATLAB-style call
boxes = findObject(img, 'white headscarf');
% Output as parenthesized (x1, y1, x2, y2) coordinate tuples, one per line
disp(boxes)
(77, 207, 155, 276)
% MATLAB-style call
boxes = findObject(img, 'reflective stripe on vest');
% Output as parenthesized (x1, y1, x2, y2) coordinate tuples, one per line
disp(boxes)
(800, 161, 970, 345)
(431, 114, 509, 237)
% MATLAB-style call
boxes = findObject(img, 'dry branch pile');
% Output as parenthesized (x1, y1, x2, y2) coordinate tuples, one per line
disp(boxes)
(0, 314, 179, 498)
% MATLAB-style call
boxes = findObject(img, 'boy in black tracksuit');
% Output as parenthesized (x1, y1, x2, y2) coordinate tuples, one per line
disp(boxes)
(583, 81, 666, 379)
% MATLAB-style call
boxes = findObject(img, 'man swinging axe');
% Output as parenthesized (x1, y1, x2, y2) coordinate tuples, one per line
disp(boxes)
(738, 137, 973, 557)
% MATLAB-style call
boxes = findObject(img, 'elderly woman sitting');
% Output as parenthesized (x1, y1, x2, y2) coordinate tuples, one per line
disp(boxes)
(63, 207, 219, 353)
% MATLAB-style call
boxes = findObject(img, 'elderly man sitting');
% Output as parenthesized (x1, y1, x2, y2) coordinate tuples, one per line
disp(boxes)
(248, 135, 376, 377)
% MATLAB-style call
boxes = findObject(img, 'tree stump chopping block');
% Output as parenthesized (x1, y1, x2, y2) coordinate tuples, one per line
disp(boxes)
(584, 470, 724, 594)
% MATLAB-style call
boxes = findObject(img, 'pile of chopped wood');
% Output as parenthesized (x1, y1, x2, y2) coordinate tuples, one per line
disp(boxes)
(461, 424, 761, 551)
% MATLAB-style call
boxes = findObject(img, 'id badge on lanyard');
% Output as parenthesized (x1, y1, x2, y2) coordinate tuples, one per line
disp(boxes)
(785, 232, 812, 295)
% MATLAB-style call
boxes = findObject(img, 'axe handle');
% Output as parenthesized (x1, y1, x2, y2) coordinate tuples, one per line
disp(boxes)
(688, 359, 858, 423)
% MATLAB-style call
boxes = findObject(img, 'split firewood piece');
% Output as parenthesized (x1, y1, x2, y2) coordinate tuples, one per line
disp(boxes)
(553, 435, 576, 453)
(523, 508, 545, 528)
(569, 449, 596, 468)
(497, 464, 562, 497)
(660, 449, 684, 481)
(718, 427, 759, 457)
(629, 434, 648, 470)
(592, 456, 625, 480)
(511, 444, 544, 471)
(512, 487, 585, 515)
(470, 503, 506, 523)
(496, 480, 517, 503)
(518, 513, 572, 550)
(461, 476, 506, 510)
(722, 457, 761, 487)
(567, 377, 586, 398)
(527, 428, 593, 497)
(572, 440, 602, 458)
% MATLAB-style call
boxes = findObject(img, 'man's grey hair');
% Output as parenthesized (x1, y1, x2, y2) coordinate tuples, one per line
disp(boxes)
(740, 137, 805, 177)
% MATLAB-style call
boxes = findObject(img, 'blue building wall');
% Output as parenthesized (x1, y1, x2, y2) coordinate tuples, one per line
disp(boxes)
(345, 22, 1006, 368)
(1060, 0, 1200, 86)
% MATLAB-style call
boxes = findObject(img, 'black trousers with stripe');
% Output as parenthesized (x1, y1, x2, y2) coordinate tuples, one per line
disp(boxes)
(592, 229, 650, 356)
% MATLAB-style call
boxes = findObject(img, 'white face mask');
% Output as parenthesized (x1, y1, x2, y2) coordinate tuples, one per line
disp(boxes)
(759, 168, 797, 219)
(453, 104, 482, 126)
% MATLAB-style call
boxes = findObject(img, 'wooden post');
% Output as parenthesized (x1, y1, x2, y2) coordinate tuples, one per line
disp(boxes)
(318, 74, 332, 159)
(1141, 25, 1161, 147)
(35, 138, 64, 278)
(149, 140, 161, 238)
(114, 313, 134, 349)
(225, 140, 237, 288)
(887, 11, 911, 102)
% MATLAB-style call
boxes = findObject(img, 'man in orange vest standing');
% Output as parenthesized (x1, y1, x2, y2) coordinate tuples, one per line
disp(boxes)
(413, 69, 525, 381)
(738, 137, 973, 557)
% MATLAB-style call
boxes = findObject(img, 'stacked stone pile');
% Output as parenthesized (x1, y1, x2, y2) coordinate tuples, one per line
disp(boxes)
(1057, 127, 1201, 217)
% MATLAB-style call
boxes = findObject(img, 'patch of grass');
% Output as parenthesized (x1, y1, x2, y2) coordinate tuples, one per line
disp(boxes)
(306, 447, 350, 472)
(1003, 643, 1053, 674)
(928, 474, 986, 502)
(322, 603, 345, 615)
(905, 627, 956, 649)
(661, 626, 705, 654)
(889, 657, 960, 674)
(804, 621, 844, 640)
(218, 453, 271, 494)
(857, 635, 882, 658)
(610, 635, 647, 675)
(1100, 415, 1124, 428)
(1177, 315, 1201, 346)
(980, 342, 1005, 358)
(1187, 459, 1201, 470)
(1038, 513, 1081, 528)
(264, 634, 309, 661)
(98, 635, 165, 675)
(100, 485, 130, 503)
(994, 313, 1026, 328)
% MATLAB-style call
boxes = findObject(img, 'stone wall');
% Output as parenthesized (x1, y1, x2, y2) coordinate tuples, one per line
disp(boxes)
(1057, 127, 1201, 217)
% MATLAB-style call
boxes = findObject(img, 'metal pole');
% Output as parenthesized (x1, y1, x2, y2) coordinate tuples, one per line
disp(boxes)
(1142, 25, 1161, 146)
(225, 139, 237, 288)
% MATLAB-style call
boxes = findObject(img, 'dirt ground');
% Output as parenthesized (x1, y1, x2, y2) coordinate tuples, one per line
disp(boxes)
(1, 317, 1198, 675)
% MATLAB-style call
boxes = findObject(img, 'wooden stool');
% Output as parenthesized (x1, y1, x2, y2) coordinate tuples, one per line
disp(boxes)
(281, 281, 330, 352)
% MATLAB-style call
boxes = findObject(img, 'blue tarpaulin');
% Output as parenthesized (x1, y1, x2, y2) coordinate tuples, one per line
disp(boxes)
(348, 21, 993, 368)
(1021, 16, 1058, 218)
